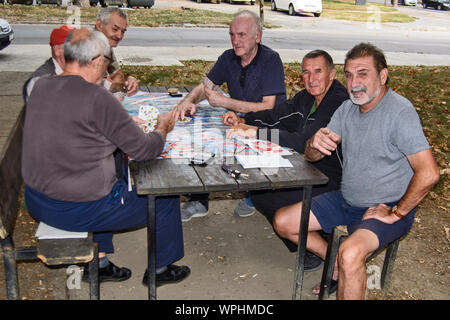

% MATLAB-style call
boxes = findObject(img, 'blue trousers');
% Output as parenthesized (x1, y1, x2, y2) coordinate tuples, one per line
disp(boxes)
(25, 179, 184, 268)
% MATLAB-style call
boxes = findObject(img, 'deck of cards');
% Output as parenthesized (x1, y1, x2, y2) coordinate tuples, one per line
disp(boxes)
(137, 105, 159, 133)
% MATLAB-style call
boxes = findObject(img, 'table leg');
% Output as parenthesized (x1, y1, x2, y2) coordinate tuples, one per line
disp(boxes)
(292, 185, 312, 300)
(147, 194, 157, 300)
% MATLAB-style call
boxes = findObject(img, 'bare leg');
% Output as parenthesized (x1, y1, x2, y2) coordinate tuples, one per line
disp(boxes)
(337, 228, 379, 300)
(273, 201, 323, 252)
(273, 201, 339, 294)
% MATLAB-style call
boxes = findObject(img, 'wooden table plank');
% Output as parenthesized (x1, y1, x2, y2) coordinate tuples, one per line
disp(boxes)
(147, 86, 167, 93)
(130, 159, 205, 195)
(222, 157, 272, 191)
(139, 85, 150, 92)
(184, 85, 196, 92)
(192, 162, 238, 192)
(176, 86, 188, 93)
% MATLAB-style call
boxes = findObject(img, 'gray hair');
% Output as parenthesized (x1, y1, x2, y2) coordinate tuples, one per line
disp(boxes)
(233, 10, 263, 34)
(302, 50, 335, 71)
(64, 29, 111, 67)
(96, 7, 128, 26)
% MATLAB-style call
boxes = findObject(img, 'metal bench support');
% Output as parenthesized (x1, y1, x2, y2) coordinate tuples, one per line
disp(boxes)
(1, 233, 99, 300)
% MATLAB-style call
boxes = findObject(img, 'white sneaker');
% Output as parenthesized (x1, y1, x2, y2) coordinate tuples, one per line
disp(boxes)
(181, 201, 208, 222)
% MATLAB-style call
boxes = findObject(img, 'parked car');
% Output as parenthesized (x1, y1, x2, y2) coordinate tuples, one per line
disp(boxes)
(271, 0, 322, 17)
(0, 18, 14, 51)
(222, 0, 255, 4)
(399, 0, 417, 5)
(90, 0, 126, 6)
(37, 0, 63, 5)
(194, 0, 223, 3)
(195, 1, 254, 3)
(127, 0, 154, 7)
(91, 0, 154, 7)
(422, 0, 450, 10)
(7, 0, 33, 4)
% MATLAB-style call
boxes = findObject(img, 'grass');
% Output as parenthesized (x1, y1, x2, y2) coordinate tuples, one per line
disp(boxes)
(0, 4, 276, 27)
(0, 1, 416, 25)
(122, 62, 450, 198)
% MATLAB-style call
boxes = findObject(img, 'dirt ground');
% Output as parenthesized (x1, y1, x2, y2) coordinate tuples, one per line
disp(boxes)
(0, 189, 448, 300)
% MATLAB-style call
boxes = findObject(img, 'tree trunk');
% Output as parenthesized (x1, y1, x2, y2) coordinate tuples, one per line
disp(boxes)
(259, 0, 264, 22)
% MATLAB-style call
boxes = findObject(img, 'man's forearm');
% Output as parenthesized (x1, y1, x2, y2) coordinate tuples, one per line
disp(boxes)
(394, 150, 440, 217)
(181, 84, 206, 106)
(223, 97, 275, 113)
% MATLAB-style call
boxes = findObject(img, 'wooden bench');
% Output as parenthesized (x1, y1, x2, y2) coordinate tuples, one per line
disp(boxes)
(0, 73, 99, 299)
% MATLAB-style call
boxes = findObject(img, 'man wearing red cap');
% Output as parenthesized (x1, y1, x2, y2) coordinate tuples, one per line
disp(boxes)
(23, 25, 75, 102)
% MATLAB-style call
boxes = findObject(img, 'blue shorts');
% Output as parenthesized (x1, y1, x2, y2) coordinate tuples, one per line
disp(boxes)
(311, 191, 415, 251)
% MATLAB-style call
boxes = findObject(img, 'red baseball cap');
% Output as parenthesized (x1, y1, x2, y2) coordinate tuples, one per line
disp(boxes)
(49, 25, 76, 46)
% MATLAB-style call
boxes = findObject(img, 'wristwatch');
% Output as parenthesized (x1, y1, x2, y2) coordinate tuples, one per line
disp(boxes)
(391, 205, 406, 219)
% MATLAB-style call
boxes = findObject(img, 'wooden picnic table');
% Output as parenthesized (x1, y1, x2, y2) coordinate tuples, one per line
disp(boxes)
(128, 86, 329, 300)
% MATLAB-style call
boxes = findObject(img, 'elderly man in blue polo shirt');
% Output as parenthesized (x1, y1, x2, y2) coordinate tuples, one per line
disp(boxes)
(173, 9, 286, 222)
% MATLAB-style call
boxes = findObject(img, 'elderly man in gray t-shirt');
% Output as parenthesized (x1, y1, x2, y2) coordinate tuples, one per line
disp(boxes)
(272, 43, 440, 299)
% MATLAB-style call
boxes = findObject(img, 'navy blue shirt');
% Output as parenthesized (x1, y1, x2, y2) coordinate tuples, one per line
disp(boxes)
(207, 44, 286, 107)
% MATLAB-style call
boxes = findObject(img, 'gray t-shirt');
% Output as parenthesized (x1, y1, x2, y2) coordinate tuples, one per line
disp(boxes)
(327, 88, 430, 207)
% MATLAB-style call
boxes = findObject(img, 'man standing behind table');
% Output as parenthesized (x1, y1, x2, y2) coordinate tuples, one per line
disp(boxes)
(173, 9, 287, 221)
(22, 28, 191, 287)
(23, 25, 75, 102)
(95, 7, 139, 96)
(273, 43, 440, 299)
(224, 50, 348, 271)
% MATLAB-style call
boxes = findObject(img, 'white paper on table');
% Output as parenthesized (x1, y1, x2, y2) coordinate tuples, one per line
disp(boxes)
(235, 154, 293, 169)
(35, 222, 88, 240)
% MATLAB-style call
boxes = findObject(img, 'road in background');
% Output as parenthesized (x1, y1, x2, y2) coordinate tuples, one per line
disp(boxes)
(1, 0, 449, 70)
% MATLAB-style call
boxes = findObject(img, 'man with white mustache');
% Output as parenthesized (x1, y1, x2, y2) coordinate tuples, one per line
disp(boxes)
(273, 43, 440, 299)
(95, 7, 139, 96)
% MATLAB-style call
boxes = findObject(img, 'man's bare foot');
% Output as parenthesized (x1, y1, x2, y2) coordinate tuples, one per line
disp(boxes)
(312, 278, 338, 295)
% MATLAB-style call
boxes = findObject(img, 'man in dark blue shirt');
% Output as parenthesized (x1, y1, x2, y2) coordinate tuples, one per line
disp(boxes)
(173, 10, 286, 221)
(174, 10, 286, 118)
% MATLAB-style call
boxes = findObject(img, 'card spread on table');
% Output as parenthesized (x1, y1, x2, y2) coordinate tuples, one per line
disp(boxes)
(235, 154, 293, 169)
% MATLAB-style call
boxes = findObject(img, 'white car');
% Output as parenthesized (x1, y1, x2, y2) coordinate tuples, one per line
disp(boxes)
(400, 0, 417, 5)
(271, 0, 322, 17)
(0, 18, 14, 51)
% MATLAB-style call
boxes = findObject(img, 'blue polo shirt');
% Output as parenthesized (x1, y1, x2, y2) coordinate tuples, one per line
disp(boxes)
(207, 44, 286, 106)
